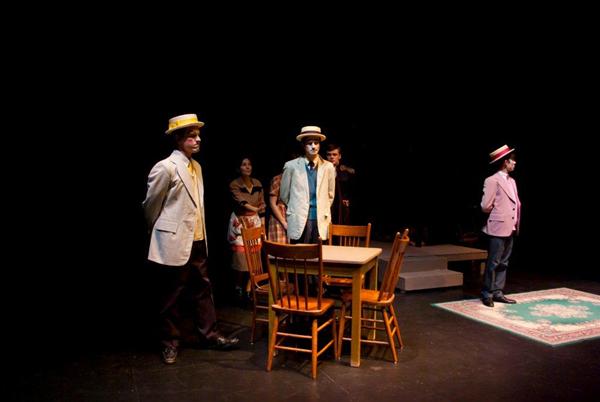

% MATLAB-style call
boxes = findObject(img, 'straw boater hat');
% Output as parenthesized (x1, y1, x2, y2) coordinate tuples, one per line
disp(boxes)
(296, 126, 326, 142)
(489, 144, 515, 164)
(165, 114, 205, 134)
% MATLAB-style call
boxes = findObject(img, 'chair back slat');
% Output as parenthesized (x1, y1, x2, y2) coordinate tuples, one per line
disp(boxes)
(241, 226, 264, 279)
(378, 229, 410, 301)
(328, 223, 371, 248)
(262, 237, 324, 311)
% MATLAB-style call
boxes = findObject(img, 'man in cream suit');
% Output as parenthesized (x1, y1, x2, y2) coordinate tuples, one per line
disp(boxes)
(143, 114, 238, 364)
(280, 126, 336, 243)
(480, 144, 521, 307)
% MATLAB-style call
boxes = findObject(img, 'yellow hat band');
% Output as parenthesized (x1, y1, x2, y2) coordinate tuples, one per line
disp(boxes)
(168, 117, 202, 131)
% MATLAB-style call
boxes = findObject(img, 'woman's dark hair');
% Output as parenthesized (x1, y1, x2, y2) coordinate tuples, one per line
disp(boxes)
(235, 156, 253, 175)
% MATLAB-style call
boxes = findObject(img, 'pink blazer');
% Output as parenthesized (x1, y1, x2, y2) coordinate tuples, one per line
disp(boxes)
(481, 172, 521, 237)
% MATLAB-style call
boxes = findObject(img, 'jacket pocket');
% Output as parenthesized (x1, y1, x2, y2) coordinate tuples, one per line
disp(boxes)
(155, 219, 178, 233)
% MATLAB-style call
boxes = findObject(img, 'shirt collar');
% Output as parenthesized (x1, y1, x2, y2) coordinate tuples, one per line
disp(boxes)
(304, 157, 319, 168)
(172, 149, 194, 166)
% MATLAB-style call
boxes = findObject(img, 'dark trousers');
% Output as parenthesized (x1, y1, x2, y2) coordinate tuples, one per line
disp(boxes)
(157, 241, 218, 347)
(333, 199, 351, 225)
(291, 219, 320, 244)
(482, 234, 514, 299)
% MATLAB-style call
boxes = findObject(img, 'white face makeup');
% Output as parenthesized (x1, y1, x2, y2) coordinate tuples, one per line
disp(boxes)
(304, 139, 321, 157)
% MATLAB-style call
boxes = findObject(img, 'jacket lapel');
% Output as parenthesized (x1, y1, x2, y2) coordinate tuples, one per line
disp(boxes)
(297, 158, 309, 197)
(316, 156, 325, 192)
(496, 172, 516, 202)
(170, 152, 199, 208)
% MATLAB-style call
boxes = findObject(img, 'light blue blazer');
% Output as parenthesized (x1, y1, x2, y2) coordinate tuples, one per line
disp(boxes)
(280, 156, 336, 241)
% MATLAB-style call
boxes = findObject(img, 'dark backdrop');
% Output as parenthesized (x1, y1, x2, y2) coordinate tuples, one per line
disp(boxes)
(12, 57, 594, 358)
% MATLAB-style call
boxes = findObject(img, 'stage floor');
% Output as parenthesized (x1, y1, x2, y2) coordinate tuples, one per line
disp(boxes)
(12, 271, 600, 402)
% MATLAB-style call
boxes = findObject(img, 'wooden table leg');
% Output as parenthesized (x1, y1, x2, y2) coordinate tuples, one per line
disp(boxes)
(368, 259, 378, 340)
(350, 269, 362, 367)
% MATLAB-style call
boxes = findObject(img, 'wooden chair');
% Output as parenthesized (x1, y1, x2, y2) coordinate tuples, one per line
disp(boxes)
(337, 229, 410, 364)
(262, 237, 338, 379)
(324, 223, 372, 287)
(241, 226, 270, 344)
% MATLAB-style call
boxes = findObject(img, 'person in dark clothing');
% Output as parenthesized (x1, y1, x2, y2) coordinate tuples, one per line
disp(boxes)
(326, 143, 355, 225)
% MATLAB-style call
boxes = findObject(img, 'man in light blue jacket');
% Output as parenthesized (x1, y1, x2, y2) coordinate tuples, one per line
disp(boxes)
(143, 114, 238, 364)
(280, 126, 336, 243)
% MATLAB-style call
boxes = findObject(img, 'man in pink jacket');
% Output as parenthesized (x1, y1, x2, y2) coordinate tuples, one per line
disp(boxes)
(480, 145, 521, 307)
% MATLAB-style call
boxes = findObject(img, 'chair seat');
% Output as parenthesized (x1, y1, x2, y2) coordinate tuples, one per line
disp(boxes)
(254, 283, 270, 294)
(340, 288, 395, 306)
(272, 296, 336, 315)
(323, 276, 353, 286)
(256, 282, 295, 296)
(323, 273, 368, 288)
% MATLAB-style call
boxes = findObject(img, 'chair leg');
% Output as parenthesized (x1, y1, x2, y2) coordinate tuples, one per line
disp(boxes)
(368, 307, 378, 340)
(382, 309, 398, 364)
(311, 318, 318, 380)
(331, 309, 339, 360)
(389, 304, 403, 350)
(250, 305, 257, 344)
(337, 303, 347, 359)
(266, 313, 279, 372)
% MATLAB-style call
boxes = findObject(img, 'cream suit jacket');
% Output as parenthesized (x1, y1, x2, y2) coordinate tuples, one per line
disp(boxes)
(143, 150, 207, 266)
(481, 171, 521, 237)
(280, 156, 336, 241)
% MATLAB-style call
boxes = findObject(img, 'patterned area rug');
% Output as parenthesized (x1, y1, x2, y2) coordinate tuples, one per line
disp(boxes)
(433, 288, 600, 346)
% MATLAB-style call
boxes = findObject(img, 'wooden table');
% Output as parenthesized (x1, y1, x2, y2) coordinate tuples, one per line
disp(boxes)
(267, 245, 382, 368)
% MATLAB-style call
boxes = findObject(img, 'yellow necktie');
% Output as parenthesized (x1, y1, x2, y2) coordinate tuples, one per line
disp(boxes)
(188, 162, 204, 241)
